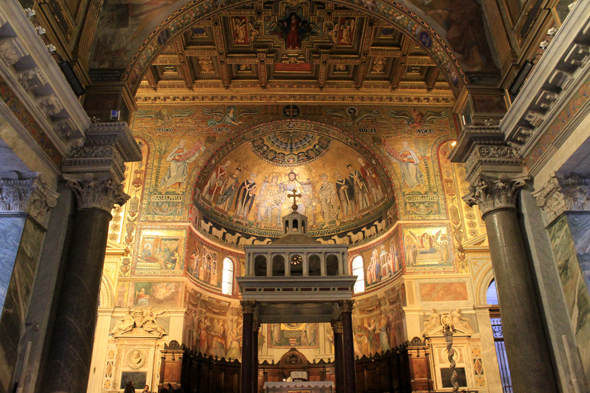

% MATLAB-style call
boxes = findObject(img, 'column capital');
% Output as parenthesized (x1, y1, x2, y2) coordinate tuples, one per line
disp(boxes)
(241, 300, 257, 314)
(533, 172, 590, 226)
(0, 175, 59, 227)
(338, 299, 355, 313)
(65, 173, 129, 213)
(62, 122, 141, 212)
(331, 320, 343, 334)
(463, 176, 529, 217)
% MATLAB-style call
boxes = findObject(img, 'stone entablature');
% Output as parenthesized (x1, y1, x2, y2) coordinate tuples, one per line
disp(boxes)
(500, 1, 590, 160)
(533, 172, 590, 226)
(0, 175, 58, 227)
(0, 0, 90, 157)
(62, 122, 142, 213)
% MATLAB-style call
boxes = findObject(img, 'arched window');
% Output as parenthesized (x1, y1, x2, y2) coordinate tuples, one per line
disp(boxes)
(221, 257, 234, 295)
(352, 256, 365, 294)
(486, 279, 499, 305)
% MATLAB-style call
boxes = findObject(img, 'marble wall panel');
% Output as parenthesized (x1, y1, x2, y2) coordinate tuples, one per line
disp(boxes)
(420, 282, 469, 302)
(547, 215, 590, 375)
(0, 217, 44, 391)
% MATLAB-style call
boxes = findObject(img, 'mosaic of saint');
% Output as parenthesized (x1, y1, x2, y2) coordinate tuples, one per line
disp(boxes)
(194, 132, 388, 236)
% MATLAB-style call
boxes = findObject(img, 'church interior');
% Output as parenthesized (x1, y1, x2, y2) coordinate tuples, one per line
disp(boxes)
(0, 0, 589, 392)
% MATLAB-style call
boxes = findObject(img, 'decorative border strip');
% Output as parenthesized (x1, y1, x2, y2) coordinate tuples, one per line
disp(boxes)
(0, 74, 62, 166)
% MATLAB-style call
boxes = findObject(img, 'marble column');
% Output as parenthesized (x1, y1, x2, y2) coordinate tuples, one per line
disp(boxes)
(253, 322, 260, 393)
(331, 320, 344, 393)
(42, 179, 127, 393)
(464, 177, 558, 392)
(241, 301, 256, 393)
(339, 300, 356, 393)
(41, 122, 141, 393)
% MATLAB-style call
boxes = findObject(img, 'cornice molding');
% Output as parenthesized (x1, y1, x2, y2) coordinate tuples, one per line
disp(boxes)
(0, 0, 91, 158)
(500, 1, 590, 159)
(134, 90, 455, 106)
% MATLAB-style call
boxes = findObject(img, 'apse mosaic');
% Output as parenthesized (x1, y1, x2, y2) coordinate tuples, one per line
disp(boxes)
(191, 119, 396, 240)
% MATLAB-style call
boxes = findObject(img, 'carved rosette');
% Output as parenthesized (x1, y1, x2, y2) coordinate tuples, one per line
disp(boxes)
(65, 174, 129, 213)
(241, 300, 257, 314)
(463, 177, 528, 217)
(0, 177, 58, 226)
(533, 173, 590, 225)
(338, 299, 355, 313)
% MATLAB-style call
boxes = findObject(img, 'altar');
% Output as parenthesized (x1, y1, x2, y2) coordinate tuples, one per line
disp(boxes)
(263, 381, 334, 393)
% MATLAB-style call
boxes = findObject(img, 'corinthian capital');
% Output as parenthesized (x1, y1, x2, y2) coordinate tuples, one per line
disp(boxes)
(533, 172, 590, 225)
(0, 176, 59, 226)
(241, 300, 257, 314)
(65, 173, 129, 213)
(463, 176, 528, 217)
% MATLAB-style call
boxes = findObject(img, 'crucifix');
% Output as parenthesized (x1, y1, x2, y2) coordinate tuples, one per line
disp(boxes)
(288, 190, 302, 212)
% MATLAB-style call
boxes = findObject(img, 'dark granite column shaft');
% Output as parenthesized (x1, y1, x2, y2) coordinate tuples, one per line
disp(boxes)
(253, 322, 259, 393)
(331, 321, 344, 393)
(484, 208, 557, 392)
(241, 301, 255, 393)
(42, 208, 112, 393)
(339, 300, 356, 393)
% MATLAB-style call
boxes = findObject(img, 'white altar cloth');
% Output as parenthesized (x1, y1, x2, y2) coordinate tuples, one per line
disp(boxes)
(263, 381, 334, 392)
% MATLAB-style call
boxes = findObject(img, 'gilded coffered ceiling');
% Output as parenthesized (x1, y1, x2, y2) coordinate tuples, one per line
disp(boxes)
(132, 1, 455, 104)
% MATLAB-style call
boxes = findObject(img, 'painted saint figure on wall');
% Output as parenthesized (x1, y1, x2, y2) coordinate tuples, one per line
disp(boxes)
(358, 158, 383, 203)
(383, 140, 424, 189)
(318, 174, 340, 225)
(348, 164, 370, 211)
(202, 161, 231, 203)
(234, 173, 257, 220)
(160, 139, 204, 190)
(257, 172, 285, 225)
(335, 171, 355, 217)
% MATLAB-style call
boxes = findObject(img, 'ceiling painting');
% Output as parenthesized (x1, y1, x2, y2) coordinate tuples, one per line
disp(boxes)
(399, 0, 499, 73)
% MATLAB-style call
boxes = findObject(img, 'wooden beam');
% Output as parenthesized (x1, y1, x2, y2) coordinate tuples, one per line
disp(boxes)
(425, 67, 440, 91)
(174, 36, 194, 89)
(144, 66, 158, 90)
(257, 52, 268, 88)
(318, 52, 329, 89)
(211, 16, 231, 89)
(354, 19, 375, 89)
(390, 36, 413, 90)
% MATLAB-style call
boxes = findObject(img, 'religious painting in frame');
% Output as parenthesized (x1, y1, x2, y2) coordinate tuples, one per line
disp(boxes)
(133, 227, 186, 276)
(402, 225, 454, 273)
(268, 323, 319, 349)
